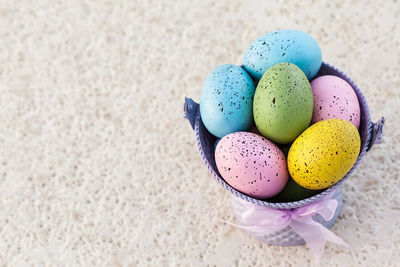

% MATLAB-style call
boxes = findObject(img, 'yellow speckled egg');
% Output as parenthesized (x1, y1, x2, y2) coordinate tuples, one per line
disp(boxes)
(287, 119, 360, 190)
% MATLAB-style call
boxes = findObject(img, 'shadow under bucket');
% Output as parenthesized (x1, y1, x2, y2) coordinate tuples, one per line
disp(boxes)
(184, 62, 384, 246)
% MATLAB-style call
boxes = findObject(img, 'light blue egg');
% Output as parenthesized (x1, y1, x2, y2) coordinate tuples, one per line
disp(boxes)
(243, 30, 322, 80)
(200, 64, 255, 138)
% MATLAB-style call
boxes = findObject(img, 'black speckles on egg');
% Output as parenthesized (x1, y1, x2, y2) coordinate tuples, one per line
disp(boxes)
(253, 62, 313, 144)
(243, 30, 321, 80)
(310, 75, 361, 129)
(200, 64, 257, 138)
(215, 132, 289, 198)
(288, 119, 361, 190)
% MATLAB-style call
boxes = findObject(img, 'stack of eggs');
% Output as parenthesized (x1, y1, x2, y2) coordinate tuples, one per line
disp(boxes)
(200, 30, 361, 202)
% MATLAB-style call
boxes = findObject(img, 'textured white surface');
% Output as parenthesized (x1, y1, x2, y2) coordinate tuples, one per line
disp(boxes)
(0, 0, 399, 266)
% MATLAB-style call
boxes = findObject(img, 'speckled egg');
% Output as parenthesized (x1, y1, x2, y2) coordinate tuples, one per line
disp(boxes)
(200, 64, 255, 138)
(288, 119, 361, 190)
(243, 30, 322, 80)
(311, 75, 361, 129)
(215, 132, 288, 199)
(253, 63, 313, 144)
(269, 178, 322, 202)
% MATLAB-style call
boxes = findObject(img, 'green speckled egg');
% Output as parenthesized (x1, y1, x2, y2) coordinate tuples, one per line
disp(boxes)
(253, 63, 313, 144)
(288, 119, 361, 190)
(269, 178, 322, 202)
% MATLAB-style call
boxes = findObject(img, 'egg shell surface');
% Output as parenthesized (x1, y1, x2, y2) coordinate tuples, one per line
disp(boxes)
(215, 132, 288, 199)
(200, 64, 255, 138)
(243, 30, 322, 80)
(253, 63, 313, 144)
(288, 119, 361, 190)
(311, 75, 361, 129)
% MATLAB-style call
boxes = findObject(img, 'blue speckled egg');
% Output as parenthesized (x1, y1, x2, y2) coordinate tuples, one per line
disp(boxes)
(243, 30, 322, 80)
(200, 64, 255, 138)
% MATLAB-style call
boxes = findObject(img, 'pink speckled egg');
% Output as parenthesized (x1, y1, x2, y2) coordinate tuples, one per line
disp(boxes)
(215, 132, 288, 199)
(311, 75, 360, 129)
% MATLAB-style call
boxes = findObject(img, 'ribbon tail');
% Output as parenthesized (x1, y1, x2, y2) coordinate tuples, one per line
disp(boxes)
(220, 219, 261, 233)
(290, 218, 349, 260)
(220, 219, 288, 237)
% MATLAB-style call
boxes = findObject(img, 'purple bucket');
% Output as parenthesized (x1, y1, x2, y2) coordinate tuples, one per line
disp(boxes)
(184, 62, 384, 246)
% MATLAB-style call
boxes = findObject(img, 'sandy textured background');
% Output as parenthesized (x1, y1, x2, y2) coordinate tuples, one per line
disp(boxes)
(0, 0, 399, 266)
